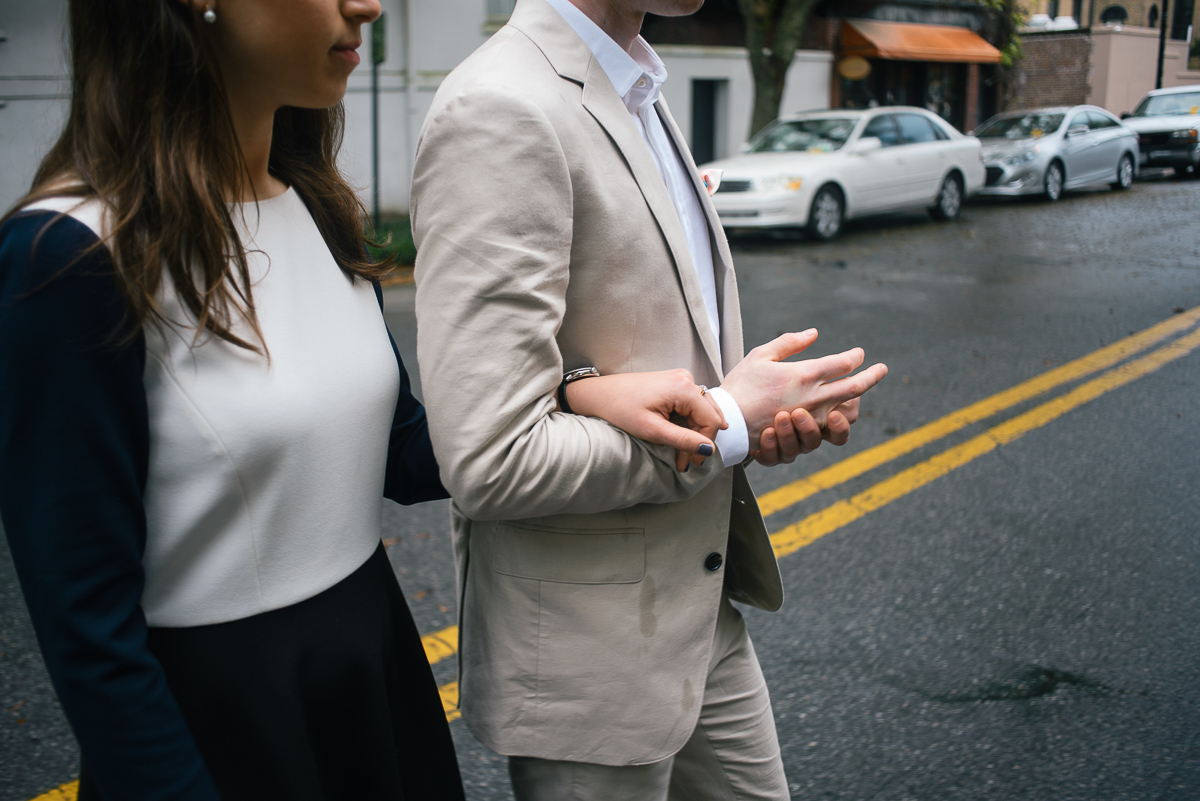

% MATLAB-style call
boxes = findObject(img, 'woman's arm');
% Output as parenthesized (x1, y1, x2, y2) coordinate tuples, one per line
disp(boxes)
(562, 369, 725, 471)
(372, 282, 450, 506)
(0, 212, 219, 800)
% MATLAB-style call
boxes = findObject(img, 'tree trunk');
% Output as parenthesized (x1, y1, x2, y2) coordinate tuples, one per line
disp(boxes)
(737, 0, 821, 138)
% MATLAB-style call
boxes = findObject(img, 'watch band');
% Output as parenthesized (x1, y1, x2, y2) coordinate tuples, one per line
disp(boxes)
(558, 367, 600, 414)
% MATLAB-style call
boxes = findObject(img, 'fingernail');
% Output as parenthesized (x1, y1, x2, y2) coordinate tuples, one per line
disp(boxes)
(697, 443, 713, 456)
(803, 328, 817, 336)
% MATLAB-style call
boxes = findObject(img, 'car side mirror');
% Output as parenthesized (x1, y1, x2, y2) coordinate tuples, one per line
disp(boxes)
(853, 136, 883, 155)
(1067, 124, 1089, 137)
(1120, 111, 1131, 120)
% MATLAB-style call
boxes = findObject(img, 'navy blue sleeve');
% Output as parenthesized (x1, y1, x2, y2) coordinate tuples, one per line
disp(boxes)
(373, 281, 449, 505)
(0, 212, 220, 800)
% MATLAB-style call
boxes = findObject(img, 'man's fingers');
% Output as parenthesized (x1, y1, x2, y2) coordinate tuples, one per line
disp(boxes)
(823, 409, 851, 446)
(808, 347, 866, 383)
(813, 362, 888, 407)
(772, 410, 801, 464)
(757, 426, 780, 467)
(749, 329, 817, 363)
(836, 397, 861, 426)
(792, 408, 823, 454)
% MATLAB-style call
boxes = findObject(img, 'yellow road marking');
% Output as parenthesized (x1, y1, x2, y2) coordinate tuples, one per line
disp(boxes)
(422, 625, 458, 666)
(28, 782, 76, 801)
(440, 682, 462, 722)
(770, 326, 1200, 558)
(430, 308, 1200, 722)
(25, 310, 1200, 799)
(757, 304, 1200, 517)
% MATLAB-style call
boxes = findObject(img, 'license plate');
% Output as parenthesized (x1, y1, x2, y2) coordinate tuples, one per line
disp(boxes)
(1150, 151, 1173, 159)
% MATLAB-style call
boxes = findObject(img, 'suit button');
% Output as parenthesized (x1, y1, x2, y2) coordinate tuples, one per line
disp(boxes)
(704, 552, 723, 571)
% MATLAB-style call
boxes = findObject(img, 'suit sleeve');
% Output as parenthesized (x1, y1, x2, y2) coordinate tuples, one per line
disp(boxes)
(411, 87, 724, 521)
(372, 281, 449, 505)
(0, 213, 220, 800)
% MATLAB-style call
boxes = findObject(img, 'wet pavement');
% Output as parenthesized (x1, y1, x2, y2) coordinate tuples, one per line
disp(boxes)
(2, 174, 1199, 800)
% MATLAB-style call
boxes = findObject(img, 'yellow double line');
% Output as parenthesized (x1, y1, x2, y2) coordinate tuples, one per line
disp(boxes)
(28, 306, 1200, 801)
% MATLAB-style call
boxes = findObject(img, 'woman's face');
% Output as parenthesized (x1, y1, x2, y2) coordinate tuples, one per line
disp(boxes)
(204, 0, 381, 113)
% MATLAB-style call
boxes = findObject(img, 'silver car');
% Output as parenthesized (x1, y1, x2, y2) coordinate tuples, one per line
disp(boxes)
(975, 106, 1138, 201)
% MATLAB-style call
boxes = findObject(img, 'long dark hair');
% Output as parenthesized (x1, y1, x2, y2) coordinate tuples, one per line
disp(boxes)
(7, 0, 391, 351)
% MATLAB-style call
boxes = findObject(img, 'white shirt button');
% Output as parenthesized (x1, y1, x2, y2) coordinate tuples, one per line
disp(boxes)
(637, 78, 647, 88)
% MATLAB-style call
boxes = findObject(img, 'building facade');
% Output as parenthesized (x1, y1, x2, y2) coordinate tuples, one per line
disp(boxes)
(802, 1, 1006, 134)
(1023, 0, 1199, 35)
(1011, 0, 1200, 117)
(0, 0, 832, 216)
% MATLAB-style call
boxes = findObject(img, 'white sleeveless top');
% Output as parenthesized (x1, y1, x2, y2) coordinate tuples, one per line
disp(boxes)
(28, 189, 401, 626)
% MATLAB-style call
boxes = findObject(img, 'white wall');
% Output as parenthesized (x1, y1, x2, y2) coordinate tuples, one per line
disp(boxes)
(0, 0, 70, 214)
(656, 46, 832, 159)
(1089, 25, 1200, 115)
(341, 0, 495, 216)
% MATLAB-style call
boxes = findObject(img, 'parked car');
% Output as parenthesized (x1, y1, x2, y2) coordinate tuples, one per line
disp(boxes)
(1120, 84, 1200, 177)
(702, 107, 984, 241)
(974, 105, 1138, 201)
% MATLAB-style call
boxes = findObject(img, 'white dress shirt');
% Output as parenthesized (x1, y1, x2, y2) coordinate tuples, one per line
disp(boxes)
(545, 0, 750, 464)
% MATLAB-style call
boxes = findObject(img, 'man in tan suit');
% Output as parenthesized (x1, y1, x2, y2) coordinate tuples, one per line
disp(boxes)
(411, 0, 886, 797)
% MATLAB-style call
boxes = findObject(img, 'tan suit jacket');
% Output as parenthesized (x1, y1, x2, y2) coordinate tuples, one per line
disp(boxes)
(411, 0, 784, 766)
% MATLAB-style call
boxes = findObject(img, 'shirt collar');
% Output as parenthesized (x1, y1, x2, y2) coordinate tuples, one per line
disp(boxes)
(544, 0, 668, 114)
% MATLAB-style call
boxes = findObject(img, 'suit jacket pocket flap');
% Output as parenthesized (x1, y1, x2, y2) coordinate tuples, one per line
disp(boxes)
(492, 522, 645, 584)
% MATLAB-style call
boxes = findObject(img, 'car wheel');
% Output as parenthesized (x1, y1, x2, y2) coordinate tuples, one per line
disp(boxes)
(929, 173, 963, 221)
(1044, 161, 1064, 201)
(806, 185, 844, 242)
(1111, 153, 1134, 190)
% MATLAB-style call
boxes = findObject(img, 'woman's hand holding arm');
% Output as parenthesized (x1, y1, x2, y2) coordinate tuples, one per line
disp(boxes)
(564, 370, 727, 471)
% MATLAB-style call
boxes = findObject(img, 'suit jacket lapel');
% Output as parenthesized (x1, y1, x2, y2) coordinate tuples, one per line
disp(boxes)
(654, 97, 745, 370)
(579, 78, 723, 378)
(510, 0, 725, 378)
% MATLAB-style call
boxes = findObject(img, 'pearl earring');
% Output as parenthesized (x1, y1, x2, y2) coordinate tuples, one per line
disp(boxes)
(203, 5, 217, 23)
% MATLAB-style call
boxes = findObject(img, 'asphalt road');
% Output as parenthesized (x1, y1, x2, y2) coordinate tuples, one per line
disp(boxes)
(3, 174, 1199, 800)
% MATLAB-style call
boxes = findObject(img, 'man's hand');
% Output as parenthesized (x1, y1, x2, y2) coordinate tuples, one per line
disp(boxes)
(722, 329, 887, 453)
(565, 370, 727, 471)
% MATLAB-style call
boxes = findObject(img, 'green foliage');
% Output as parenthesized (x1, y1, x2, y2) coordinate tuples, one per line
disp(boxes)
(366, 216, 417, 267)
(980, 0, 1026, 68)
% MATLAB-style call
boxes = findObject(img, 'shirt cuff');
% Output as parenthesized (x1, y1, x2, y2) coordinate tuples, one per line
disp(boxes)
(707, 386, 750, 467)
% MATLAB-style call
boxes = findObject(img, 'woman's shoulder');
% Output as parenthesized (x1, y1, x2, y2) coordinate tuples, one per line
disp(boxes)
(19, 193, 108, 235)
(1, 195, 113, 285)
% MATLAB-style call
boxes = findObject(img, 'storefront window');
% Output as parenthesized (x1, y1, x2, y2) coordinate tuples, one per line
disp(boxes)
(839, 60, 966, 130)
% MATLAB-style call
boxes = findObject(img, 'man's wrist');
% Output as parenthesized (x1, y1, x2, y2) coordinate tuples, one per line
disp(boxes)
(707, 386, 750, 466)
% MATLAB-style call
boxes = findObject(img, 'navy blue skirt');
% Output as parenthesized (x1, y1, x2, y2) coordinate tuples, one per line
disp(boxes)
(82, 544, 464, 800)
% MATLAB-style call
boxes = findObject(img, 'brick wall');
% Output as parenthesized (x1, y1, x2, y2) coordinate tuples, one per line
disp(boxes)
(1009, 31, 1093, 110)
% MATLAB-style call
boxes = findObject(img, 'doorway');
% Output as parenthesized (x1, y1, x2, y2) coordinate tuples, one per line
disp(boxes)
(691, 78, 729, 165)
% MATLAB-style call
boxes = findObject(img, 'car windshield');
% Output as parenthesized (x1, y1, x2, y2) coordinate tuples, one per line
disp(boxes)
(1130, 91, 1200, 117)
(746, 118, 857, 153)
(975, 113, 1066, 139)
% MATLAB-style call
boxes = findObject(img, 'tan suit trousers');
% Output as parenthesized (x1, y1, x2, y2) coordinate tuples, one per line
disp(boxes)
(508, 598, 788, 801)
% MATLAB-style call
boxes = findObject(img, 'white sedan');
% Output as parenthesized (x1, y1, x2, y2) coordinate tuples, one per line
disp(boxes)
(702, 107, 984, 241)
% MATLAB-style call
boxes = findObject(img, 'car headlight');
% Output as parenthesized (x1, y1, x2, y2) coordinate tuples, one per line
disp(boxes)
(1001, 146, 1040, 166)
(755, 176, 804, 193)
(1171, 128, 1199, 142)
